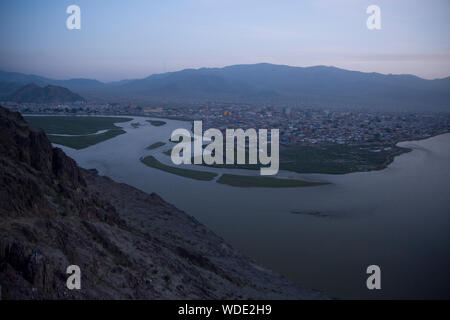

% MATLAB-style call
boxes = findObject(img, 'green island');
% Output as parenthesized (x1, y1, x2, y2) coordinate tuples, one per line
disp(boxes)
(48, 130, 126, 150)
(146, 120, 166, 127)
(143, 153, 326, 187)
(163, 137, 198, 155)
(146, 141, 166, 150)
(24, 116, 132, 134)
(140, 155, 217, 181)
(169, 135, 196, 143)
(187, 143, 410, 174)
(278, 144, 410, 174)
(217, 174, 327, 188)
(24, 116, 132, 149)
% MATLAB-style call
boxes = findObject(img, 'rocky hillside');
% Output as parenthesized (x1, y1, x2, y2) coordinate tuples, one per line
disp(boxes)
(0, 106, 324, 299)
(7, 83, 85, 104)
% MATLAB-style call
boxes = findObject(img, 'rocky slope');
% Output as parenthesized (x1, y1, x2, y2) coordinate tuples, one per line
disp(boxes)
(0, 106, 325, 299)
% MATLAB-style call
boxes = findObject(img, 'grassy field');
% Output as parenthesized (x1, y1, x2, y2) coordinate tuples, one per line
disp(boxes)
(24, 116, 132, 150)
(146, 141, 166, 150)
(24, 116, 132, 134)
(187, 143, 410, 174)
(140, 155, 217, 181)
(169, 135, 196, 143)
(278, 144, 410, 174)
(48, 130, 126, 150)
(146, 120, 166, 127)
(216, 174, 327, 188)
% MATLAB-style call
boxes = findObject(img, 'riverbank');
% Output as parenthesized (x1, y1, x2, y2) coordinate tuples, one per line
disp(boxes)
(1, 106, 327, 299)
(24, 115, 132, 149)
(25, 113, 447, 175)
(217, 174, 328, 188)
(140, 155, 218, 181)
(36, 112, 450, 299)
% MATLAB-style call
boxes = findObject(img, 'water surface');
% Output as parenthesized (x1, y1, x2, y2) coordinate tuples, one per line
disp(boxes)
(55, 116, 450, 299)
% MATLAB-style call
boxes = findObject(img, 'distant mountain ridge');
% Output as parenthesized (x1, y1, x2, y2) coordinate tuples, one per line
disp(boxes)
(1, 64, 449, 111)
(7, 83, 85, 104)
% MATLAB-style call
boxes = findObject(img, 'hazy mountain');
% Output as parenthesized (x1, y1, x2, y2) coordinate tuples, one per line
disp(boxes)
(0, 70, 50, 86)
(52, 78, 105, 92)
(1, 64, 449, 111)
(117, 64, 450, 110)
(8, 83, 85, 103)
(0, 71, 104, 99)
(0, 81, 24, 98)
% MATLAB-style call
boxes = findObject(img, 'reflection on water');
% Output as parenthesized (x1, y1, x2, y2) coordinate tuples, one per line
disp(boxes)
(58, 116, 450, 299)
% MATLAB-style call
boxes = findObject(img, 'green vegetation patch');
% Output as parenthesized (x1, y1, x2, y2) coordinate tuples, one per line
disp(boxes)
(189, 143, 410, 174)
(146, 141, 166, 150)
(48, 129, 126, 150)
(279, 144, 410, 174)
(216, 174, 327, 188)
(24, 116, 132, 135)
(169, 135, 195, 143)
(146, 120, 166, 127)
(140, 155, 217, 181)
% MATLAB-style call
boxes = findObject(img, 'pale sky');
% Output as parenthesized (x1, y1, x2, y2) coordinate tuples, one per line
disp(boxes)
(0, 0, 449, 81)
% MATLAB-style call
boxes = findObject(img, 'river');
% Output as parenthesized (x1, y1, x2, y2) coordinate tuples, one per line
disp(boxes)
(55, 115, 450, 299)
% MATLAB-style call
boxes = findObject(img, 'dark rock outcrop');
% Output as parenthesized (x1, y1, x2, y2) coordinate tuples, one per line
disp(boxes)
(0, 106, 325, 299)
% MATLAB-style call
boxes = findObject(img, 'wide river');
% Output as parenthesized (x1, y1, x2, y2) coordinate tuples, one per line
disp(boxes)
(55, 116, 450, 299)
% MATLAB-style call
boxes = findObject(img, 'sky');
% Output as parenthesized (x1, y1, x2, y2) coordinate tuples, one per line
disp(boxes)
(0, 0, 449, 82)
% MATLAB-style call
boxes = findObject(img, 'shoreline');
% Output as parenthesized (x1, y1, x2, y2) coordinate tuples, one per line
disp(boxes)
(22, 112, 449, 176)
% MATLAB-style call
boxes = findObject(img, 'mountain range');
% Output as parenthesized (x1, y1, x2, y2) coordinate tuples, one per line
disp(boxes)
(1, 63, 449, 111)
(7, 83, 85, 104)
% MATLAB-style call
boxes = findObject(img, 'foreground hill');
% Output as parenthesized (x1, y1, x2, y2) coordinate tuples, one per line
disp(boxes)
(1, 64, 449, 111)
(7, 83, 85, 104)
(0, 106, 324, 299)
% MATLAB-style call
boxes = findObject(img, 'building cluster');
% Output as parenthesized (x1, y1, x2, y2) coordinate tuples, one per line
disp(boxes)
(4, 101, 450, 147)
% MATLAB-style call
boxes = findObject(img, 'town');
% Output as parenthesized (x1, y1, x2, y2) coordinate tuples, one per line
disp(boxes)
(4, 100, 450, 150)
